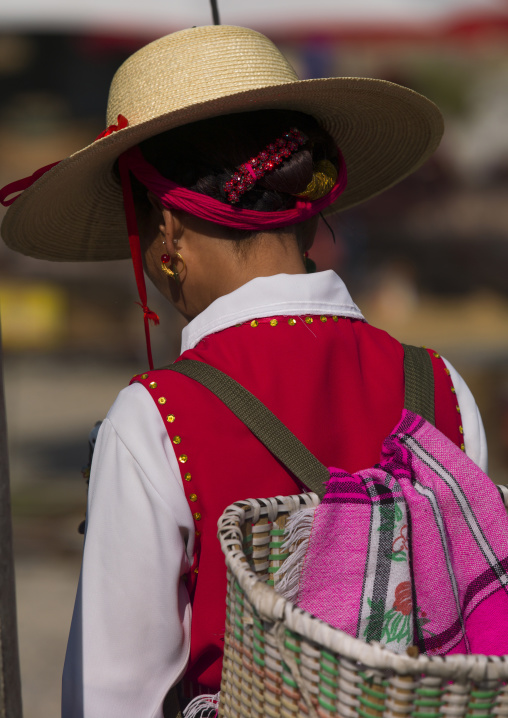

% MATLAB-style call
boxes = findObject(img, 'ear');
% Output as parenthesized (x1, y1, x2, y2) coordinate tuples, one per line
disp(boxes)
(160, 207, 186, 248)
(146, 192, 185, 247)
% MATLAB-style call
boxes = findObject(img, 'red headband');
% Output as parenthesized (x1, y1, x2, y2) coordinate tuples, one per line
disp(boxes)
(120, 145, 347, 231)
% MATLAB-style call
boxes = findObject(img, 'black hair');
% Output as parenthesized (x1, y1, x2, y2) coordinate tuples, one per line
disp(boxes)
(131, 109, 337, 244)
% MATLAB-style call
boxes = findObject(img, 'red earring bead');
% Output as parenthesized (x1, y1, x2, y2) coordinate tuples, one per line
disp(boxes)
(161, 254, 170, 264)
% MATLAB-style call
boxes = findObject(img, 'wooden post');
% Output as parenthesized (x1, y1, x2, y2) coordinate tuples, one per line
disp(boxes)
(0, 318, 23, 717)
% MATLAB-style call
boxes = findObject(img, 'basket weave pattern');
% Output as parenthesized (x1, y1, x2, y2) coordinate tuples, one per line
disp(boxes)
(217, 494, 508, 718)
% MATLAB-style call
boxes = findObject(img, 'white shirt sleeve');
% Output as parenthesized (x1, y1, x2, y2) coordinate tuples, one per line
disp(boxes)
(62, 383, 195, 718)
(443, 357, 488, 473)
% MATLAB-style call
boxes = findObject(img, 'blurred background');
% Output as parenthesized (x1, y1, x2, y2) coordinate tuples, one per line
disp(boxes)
(1, 0, 508, 715)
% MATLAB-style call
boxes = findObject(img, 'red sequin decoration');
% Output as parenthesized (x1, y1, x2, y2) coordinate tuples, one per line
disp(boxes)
(223, 128, 306, 204)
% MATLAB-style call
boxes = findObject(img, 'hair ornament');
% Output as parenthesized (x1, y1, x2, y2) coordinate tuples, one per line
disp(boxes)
(296, 159, 338, 201)
(223, 127, 307, 204)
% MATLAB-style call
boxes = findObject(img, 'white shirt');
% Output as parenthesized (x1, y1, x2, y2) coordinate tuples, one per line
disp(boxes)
(62, 271, 487, 717)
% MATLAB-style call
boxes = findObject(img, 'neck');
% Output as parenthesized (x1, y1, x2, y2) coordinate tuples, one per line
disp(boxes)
(176, 231, 306, 320)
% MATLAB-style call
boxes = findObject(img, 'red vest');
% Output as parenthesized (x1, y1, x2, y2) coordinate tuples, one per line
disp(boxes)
(132, 315, 463, 691)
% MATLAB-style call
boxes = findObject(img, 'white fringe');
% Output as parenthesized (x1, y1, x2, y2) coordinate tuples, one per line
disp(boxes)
(274, 507, 316, 603)
(183, 691, 220, 718)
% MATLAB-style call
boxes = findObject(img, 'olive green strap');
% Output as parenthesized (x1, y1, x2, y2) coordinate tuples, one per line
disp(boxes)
(167, 348, 435, 499)
(167, 360, 330, 499)
(402, 344, 435, 426)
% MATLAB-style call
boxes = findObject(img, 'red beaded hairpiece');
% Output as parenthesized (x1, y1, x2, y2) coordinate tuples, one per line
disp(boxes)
(223, 128, 307, 204)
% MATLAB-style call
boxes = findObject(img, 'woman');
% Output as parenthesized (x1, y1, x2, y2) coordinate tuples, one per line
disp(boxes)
(0, 25, 487, 718)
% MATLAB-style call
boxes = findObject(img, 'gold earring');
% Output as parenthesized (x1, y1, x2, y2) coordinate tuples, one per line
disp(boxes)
(161, 264, 175, 278)
(161, 252, 186, 283)
(161, 251, 175, 278)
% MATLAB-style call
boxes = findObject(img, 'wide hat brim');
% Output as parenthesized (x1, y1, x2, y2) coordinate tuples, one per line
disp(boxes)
(1, 30, 443, 262)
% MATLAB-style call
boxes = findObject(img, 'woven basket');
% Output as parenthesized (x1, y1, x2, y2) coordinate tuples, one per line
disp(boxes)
(217, 492, 508, 718)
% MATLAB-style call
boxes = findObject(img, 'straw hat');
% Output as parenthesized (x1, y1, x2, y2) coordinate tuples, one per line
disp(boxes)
(1, 24, 443, 262)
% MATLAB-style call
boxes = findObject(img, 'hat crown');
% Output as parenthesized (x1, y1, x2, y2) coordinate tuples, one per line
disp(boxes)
(106, 25, 299, 128)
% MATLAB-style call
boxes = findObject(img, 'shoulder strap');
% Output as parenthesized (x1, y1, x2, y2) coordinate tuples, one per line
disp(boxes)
(166, 360, 330, 499)
(401, 344, 435, 425)
(166, 346, 435, 500)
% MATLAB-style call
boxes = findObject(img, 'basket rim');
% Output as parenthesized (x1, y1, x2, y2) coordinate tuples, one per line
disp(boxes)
(217, 492, 508, 684)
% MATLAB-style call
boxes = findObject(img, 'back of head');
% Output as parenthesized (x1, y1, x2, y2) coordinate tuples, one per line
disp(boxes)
(132, 109, 338, 243)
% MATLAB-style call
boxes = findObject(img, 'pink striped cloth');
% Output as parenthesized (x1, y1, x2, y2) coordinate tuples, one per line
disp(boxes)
(288, 410, 508, 655)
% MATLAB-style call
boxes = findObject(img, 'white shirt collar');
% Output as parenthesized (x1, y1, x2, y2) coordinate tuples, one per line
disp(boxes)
(181, 270, 364, 352)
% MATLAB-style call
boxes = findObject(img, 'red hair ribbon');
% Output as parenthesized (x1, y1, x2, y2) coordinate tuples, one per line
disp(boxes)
(0, 115, 129, 208)
(96, 109, 159, 370)
(95, 114, 129, 141)
(118, 153, 160, 371)
(0, 161, 61, 207)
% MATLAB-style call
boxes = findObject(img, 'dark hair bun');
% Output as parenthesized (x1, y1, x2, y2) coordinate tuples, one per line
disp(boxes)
(138, 109, 337, 213)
